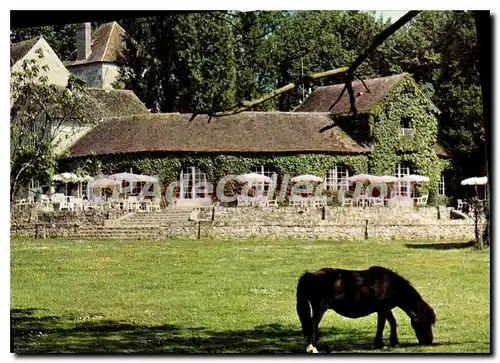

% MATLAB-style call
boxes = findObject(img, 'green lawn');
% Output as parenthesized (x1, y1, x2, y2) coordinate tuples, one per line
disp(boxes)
(11, 237, 490, 354)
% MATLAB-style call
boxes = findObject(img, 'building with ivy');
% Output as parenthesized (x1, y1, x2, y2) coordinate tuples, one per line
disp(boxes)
(63, 73, 451, 205)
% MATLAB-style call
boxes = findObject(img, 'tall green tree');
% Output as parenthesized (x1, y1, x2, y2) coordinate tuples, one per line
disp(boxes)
(119, 13, 239, 113)
(11, 24, 77, 60)
(266, 11, 390, 110)
(385, 11, 484, 196)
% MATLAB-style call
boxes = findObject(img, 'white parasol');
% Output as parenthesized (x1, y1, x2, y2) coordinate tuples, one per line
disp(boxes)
(349, 174, 385, 183)
(399, 174, 430, 183)
(52, 172, 80, 183)
(290, 174, 323, 183)
(236, 173, 272, 183)
(378, 175, 400, 183)
(110, 172, 159, 183)
(461, 176, 488, 186)
(89, 178, 119, 189)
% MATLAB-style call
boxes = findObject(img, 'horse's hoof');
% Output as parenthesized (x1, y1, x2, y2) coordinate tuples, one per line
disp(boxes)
(372, 343, 385, 349)
(390, 342, 400, 348)
(306, 344, 319, 353)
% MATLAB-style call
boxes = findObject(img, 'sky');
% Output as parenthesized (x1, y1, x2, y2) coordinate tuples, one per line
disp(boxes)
(374, 10, 408, 23)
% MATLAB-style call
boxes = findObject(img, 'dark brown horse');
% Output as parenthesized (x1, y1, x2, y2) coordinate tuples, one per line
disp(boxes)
(296, 266, 436, 353)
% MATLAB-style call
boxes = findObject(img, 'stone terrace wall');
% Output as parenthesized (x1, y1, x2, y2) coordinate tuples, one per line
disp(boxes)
(11, 205, 484, 241)
(206, 206, 482, 241)
(10, 205, 129, 239)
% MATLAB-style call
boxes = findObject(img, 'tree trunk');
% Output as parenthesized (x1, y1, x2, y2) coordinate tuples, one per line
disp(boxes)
(473, 11, 490, 247)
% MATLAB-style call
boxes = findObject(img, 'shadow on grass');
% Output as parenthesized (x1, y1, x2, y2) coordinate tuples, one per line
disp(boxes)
(12, 308, 380, 354)
(405, 241, 475, 250)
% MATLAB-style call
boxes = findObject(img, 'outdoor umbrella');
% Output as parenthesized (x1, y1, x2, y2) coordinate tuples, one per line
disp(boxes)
(399, 174, 430, 183)
(109, 172, 143, 182)
(52, 172, 81, 195)
(397, 175, 429, 198)
(77, 175, 93, 182)
(290, 174, 323, 183)
(378, 175, 400, 183)
(236, 173, 272, 183)
(52, 172, 79, 183)
(348, 174, 386, 183)
(89, 178, 119, 189)
(461, 176, 488, 186)
(461, 176, 488, 200)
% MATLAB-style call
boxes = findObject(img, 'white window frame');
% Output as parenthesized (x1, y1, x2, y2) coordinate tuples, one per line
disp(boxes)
(251, 165, 277, 192)
(180, 166, 208, 199)
(438, 173, 446, 196)
(394, 162, 412, 197)
(325, 166, 350, 191)
(400, 117, 415, 137)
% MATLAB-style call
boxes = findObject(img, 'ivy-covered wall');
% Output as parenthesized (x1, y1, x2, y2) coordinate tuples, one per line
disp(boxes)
(366, 77, 444, 204)
(63, 152, 370, 187)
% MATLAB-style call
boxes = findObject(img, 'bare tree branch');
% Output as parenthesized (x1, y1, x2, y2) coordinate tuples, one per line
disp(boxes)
(213, 67, 349, 117)
(344, 10, 420, 114)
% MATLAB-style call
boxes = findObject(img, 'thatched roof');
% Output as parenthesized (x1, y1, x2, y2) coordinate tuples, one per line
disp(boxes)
(10, 37, 40, 67)
(433, 142, 451, 158)
(296, 73, 428, 114)
(67, 112, 372, 158)
(66, 22, 128, 66)
(84, 89, 148, 120)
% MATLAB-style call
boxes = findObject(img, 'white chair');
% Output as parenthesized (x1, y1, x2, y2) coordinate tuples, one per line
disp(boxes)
(341, 197, 353, 207)
(370, 197, 384, 207)
(457, 199, 464, 211)
(265, 196, 278, 208)
(414, 195, 429, 207)
(237, 195, 251, 207)
(315, 196, 327, 208)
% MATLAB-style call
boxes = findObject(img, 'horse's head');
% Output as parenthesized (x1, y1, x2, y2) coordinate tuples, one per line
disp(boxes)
(410, 304, 436, 345)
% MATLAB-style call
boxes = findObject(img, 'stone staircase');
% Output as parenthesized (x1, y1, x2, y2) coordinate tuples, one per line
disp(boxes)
(75, 208, 204, 239)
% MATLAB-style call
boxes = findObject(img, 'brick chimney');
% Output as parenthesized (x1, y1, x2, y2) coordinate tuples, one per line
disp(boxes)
(76, 23, 91, 61)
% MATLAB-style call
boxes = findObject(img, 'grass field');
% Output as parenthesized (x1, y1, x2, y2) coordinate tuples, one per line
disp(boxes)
(11, 237, 490, 354)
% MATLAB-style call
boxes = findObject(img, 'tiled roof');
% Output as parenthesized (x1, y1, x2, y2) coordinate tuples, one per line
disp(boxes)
(84, 88, 149, 120)
(65, 22, 128, 66)
(10, 37, 41, 67)
(433, 142, 451, 158)
(295, 74, 410, 113)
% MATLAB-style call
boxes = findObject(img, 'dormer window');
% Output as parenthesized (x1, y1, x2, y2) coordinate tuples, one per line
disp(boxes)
(400, 117, 414, 137)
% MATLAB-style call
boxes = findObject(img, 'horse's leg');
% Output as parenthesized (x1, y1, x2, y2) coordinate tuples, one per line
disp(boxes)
(306, 301, 325, 353)
(373, 311, 387, 349)
(387, 310, 400, 347)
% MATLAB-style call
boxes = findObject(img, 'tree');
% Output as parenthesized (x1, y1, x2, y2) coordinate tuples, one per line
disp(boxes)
(10, 49, 93, 201)
(388, 11, 485, 197)
(262, 10, 392, 111)
(118, 13, 239, 113)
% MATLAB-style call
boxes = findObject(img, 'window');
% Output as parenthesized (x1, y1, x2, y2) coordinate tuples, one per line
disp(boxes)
(325, 166, 350, 190)
(438, 173, 445, 196)
(251, 165, 277, 179)
(400, 117, 414, 137)
(251, 165, 277, 192)
(180, 166, 208, 199)
(394, 162, 412, 197)
(132, 182, 144, 195)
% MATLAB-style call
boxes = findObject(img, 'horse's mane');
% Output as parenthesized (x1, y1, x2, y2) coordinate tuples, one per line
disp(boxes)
(387, 269, 436, 324)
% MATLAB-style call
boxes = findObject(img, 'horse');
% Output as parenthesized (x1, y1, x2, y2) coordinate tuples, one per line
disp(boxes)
(296, 266, 436, 353)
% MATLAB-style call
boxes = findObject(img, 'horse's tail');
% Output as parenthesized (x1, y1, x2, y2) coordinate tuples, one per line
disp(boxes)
(296, 272, 313, 337)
